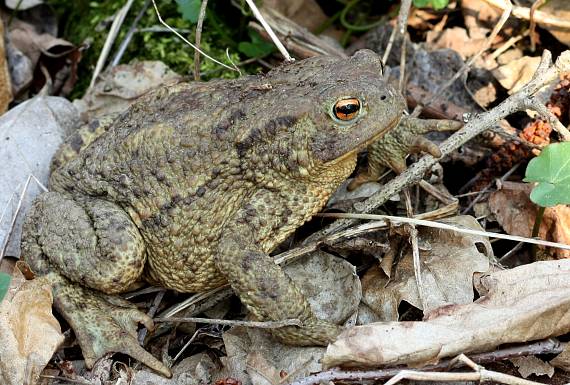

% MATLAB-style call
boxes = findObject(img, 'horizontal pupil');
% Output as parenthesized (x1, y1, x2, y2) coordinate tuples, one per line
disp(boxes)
(338, 104, 358, 114)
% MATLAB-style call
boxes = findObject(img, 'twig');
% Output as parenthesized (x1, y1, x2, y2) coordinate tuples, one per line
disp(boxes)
(244, 0, 293, 62)
(138, 289, 166, 344)
(0, 175, 32, 261)
(311, 50, 570, 240)
(499, 241, 524, 263)
(150, 0, 239, 74)
(384, 355, 544, 385)
(382, 0, 412, 64)
(318, 212, 570, 251)
(461, 163, 520, 214)
(193, 0, 209, 80)
(482, 0, 570, 29)
(528, 101, 570, 140)
(490, 31, 528, 61)
(403, 189, 426, 310)
(173, 328, 199, 362)
(39, 375, 92, 385)
(286, 339, 564, 385)
(529, 0, 546, 52)
(89, 0, 136, 89)
(154, 316, 302, 329)
(111, 0, 151, 67)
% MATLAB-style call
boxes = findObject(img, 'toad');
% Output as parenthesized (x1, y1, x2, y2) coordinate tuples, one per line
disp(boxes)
(21, 50, 405, 377)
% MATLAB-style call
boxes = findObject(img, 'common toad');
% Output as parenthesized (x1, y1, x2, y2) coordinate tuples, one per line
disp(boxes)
(21, 50, 405, 377)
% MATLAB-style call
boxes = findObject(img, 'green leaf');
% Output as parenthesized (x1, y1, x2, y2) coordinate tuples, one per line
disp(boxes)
(238, 30, 275, 58)
(412, 0, 430, 7)
(176, 0, 202, 23)
(413, 0, 449, 10)
(431, 0, 449, 10)
(0, 272, 11, 302)
(524, 142, 570, 207)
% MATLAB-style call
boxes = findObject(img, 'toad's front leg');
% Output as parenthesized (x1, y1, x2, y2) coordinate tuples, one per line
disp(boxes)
(216, 189, 342, 345)
(21, 192, 171, 377)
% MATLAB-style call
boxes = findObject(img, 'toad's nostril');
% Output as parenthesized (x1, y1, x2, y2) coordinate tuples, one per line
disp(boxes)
(380, 95, 387, 101)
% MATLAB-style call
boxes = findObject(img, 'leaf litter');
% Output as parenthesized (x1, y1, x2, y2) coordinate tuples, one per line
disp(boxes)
(2, 0, 570, 384)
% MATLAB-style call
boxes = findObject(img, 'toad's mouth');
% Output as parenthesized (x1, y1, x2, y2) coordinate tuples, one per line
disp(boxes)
(327, 113, 403, 165)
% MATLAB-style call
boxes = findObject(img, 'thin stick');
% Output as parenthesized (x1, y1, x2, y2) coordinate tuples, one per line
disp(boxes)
(90, 0, 136, 88)
(0, 175, 32, 261)
(499, 241, 525, 262)
(193, 0, 209, 80)
(383, 0, 412, 64)
(287, 339, 564, 385)
(403, 189, 426, 310)
(461, 163, 520, 214)
(318, 212, 570, 251)
(150, 0, 238, 73)
(111, 0, 152, 67)
(482, 0, 570, 29)
(244, 0, 293, 62)
(529, 0, 546, 52)
(154, 316, 302, 329)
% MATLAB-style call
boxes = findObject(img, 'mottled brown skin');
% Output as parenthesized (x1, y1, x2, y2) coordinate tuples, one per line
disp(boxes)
(20, 50, 405, 377)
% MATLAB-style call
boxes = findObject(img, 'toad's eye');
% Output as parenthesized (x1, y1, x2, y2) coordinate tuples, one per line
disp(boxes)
(333, 98, 361, 121)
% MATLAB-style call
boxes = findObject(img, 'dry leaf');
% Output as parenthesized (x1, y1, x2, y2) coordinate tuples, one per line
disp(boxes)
(538, 0, 570, 47)
(245, 352, 281, 385)
(0, 18, 13, 114)
(0, 95, 80, 258)
(0, 266, 64, 385)
(489, 183, 570, 259)
(261, 0, 328, 33)
(550, 344, 570, 371)
(510, 356, 554, 378)
(360, 215, 491, 321)
(426, 27, 487, 59)
(492, 56, 541, 94)
(323, 260, 570, 369)
(73, 61, 182, 121)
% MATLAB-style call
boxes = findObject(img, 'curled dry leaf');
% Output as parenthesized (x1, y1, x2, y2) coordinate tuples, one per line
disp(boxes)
(0, 266, 63, 385)
(489, 182, 570, 259)
(492, 56, 541, 94)
(360, 215, 491, 321)
(323, 259, 570, 369)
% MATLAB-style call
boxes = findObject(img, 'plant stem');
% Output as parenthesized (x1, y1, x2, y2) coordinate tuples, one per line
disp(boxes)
(531, 205, 545, 258)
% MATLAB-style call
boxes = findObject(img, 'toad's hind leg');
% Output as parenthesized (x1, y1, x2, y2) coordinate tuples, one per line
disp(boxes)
(21, 192, 171, 377)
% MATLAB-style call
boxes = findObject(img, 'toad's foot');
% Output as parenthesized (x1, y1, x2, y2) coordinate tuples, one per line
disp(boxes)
(52, 274, 172, 377)
(348, 117, 463, 191)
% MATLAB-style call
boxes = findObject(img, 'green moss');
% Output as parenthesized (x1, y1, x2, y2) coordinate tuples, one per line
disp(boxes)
(48, 0, 254, 98)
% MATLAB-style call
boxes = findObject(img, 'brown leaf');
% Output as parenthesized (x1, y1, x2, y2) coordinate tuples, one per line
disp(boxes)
(537, 0, 570, 47)
(491, 56, 541, 94)
(323, 260, 570, 369)
(489, 182, 570, 259)
(261, 0, 328, 33)
(0, 18, 13, 113)
(360, 216, 491, 321)
(0, 266, 63, 385)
